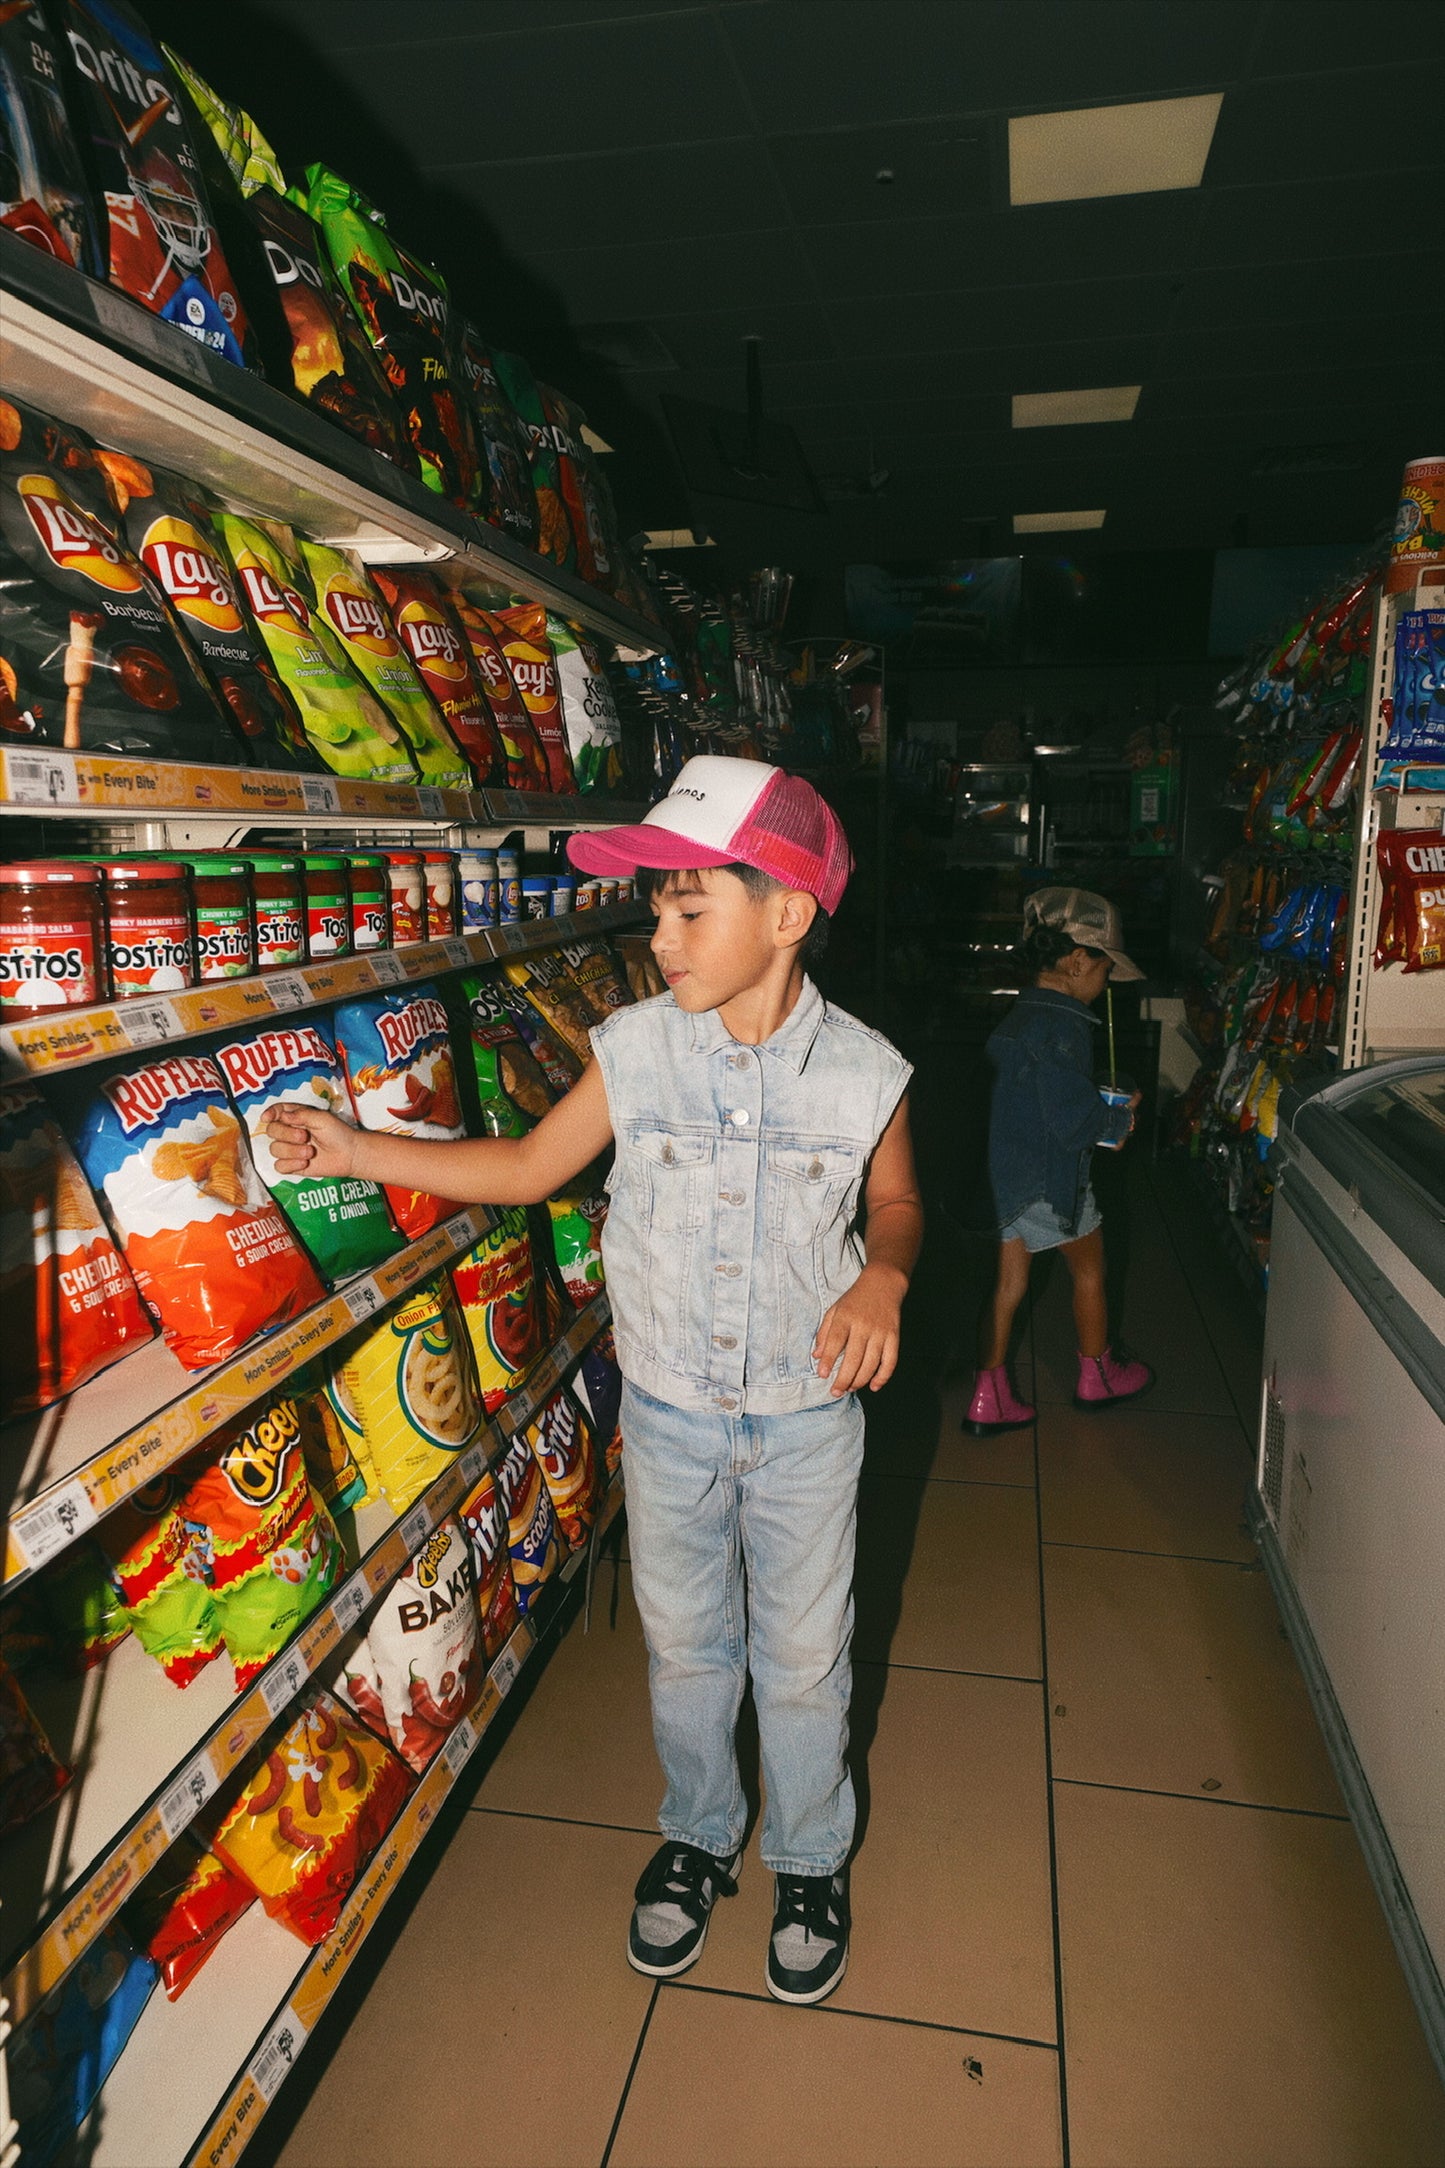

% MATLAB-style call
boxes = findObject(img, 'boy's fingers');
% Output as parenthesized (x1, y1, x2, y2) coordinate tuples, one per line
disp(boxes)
(868, 1335, 900, 1391)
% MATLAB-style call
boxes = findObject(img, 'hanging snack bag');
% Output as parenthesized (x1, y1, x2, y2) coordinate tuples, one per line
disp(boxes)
(495, 1430, 564, 1614)
(451, 1208, 546, 1414)
(499, 978, 584, 1093)
(338, 1273, 483, 1515)
(451, 593, 550, 789)
(216, 1019, 403, 1281)
(370, 567, 502, 787)
(39, 1537, 133, 1669)
(494, 603, 576, 794)
(1376, 830, 1445, 973)
(61, 0, 249, 363)
(100, 1471, 223, 1687)
(0, 1082, 153, 1421)
(546, 1189, 608, 1310)
(1384, 610, 1445, 762)
(9, 1925, 156, 2167)
(524, 1387, 598, 1552)
(503, 951, 596, 1067)
(492, 349, 572, 568)
(551, 619, 623, 793)
(574, 1323, 624, 1477)
(0, 398, 243, 760)
(0, 0, 101, 271)
(332, 984, 465, 1239)
(213, 1690, 410, 1944)
(0, 1655, 71, 1835)
(342, 1517, 481, 1771)
(559, 937, 634, 1023)
(134, 1831, 254, 1999)
(299, 542, 471, 789)
(457, 1465, 520, 1660)
(74, 1052, 324, 1371)
(461, 972, 557, 1127)
(457, 324, 539, 549)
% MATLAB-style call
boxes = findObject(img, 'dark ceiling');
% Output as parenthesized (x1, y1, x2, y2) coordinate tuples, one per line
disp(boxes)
(142, 0, 1443, 577)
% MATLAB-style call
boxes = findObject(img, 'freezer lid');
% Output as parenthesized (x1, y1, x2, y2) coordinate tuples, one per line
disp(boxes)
(1284, 1056, 1445, 1298)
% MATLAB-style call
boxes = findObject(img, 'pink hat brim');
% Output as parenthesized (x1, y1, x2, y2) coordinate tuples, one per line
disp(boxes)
(567, 825, 737, 880)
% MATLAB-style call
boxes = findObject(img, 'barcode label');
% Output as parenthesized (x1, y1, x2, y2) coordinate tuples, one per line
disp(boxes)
(121, 1002, 174, 1048)
(158, 1752, 217, 1840)
(492, 1645, 521, 1698)
(458, 1443, 485, 1490)
(5, 750, 74, 806)
(260, 1648, 309, 1717)
(12, 1478, 98, 1571)
(251, 2007, 309, 2103)
(442, 1717, 476, 1777)
(370, 952, 405, 985)
(266, 973, 307, 1012)
(332, 1578, 368, 1634)
(301, 775, 341, 815)
(415, 786, 444, 817)
(444, 1210, 475, 1252)
(443, 936, 471, 969)
(401, 1504, 431, 1553)
(342, 1280, 382, 1325)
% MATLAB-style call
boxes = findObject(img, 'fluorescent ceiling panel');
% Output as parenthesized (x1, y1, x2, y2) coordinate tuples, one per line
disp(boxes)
(1012, 385, 1141, 429)
(643, 528, 715, 549)
(580, 424, 614, 453)
(1009, 93, 1222, 205)
(1013, 509, 1107, 533)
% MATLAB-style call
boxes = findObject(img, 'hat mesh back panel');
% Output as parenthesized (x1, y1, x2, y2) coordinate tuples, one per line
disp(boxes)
(732, 773, 854, 915)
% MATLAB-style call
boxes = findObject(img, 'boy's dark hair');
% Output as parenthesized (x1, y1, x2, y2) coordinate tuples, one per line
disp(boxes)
(640, 862, 831, 971)
(1016, 922, 1106, 981)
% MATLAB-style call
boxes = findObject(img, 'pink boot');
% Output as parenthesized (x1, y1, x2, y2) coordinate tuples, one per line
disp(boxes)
(1074, 1348, 1155, 1411)
(964, 1365, 1036, 1436)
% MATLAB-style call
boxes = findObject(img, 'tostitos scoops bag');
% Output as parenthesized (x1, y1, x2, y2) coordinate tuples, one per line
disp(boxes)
(333, 985, 465, 1239)
(495, 1430, 563, 1613)
(74, 1053, 323, 1370)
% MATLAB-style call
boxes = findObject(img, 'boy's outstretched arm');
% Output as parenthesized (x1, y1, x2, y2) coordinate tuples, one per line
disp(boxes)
(265, 1056, 615, 1207)
(813, 1091, 924, 1397)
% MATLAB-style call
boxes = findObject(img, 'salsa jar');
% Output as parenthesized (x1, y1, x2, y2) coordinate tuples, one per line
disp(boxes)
(424, 850, 459, 940)
(247, 854, 304, 971)
(98, 859, 194, 996)
(184, 856, 255, 981)
(385, 851, 425, 947)
(347, 855, 389, 952)
(0, 861, 106, 1022)
(302, 855, 351, 960)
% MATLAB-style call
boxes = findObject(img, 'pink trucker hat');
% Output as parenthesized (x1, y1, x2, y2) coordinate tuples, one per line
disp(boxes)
(567, 755, 854, 915)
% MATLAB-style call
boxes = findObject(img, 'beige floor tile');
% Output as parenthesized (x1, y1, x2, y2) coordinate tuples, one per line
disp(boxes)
(1044, 1546, 1343, 1811)
(610, 1986, 1063, 2168)
(866, 1373, 1037, 1487)
(1055, 1783, 1445, 2168)
(855, 1477, 1042, 1679)
(274, 1816, 653, 2168)
(1032, 1310, 1237, 1416)
(687, 1667, 1056, 2042)
(1038, 1402, 1255, 1561)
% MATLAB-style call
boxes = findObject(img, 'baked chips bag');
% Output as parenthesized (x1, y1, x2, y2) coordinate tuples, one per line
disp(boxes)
(339, 1517, 482, 1771)
(333, 985, 466, 1239)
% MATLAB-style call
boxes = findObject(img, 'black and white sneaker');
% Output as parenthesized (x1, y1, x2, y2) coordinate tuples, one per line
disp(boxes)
(765, 1871, 850, 2005)
(627, 1841, 739, 1978)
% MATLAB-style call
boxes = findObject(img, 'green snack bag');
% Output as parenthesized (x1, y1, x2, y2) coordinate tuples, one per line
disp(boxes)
(215, 1018, 403, 1281)
(299, 541, 470, 789)
(492, 349, 573, 568)
(546, 1190, 607, 1310)
(40, 1540, 132, 1670)
(461, 972, 557, 1130)
(102, 1476, 224, 1690)
(215, 514, 415, 781)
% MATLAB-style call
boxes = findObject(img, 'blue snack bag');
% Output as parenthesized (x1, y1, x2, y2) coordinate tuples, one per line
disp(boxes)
(10, 1926, 157, 2166)
(1384, 610, 1445, 762)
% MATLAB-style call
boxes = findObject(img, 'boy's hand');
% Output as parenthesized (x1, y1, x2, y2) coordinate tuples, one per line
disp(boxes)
(813, 1263, 907, 1397)
(263, 1102, 362, 1181)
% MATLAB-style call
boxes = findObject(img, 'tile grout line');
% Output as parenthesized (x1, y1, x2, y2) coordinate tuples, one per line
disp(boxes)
(1028, 1300, 1073, 2168)
(855, 1657, 1044, 1685)
(1054, 1775, 1350, 1823)
(598, 1978, 660, 2168)
(667, 1976, 1060, 2053)
(1144, 1157, 1260, 1437)
(1043, 1538, 1258, 1569)
(471, 1803, 659, 1837)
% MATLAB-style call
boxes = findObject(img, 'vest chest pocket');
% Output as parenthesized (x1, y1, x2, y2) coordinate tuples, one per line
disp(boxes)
(629, 1126, 715, 1237)
(765, 1141, 862, 1247)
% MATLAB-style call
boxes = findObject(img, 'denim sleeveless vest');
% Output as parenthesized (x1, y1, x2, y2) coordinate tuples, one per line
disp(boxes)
(590, 978, 912, 1415)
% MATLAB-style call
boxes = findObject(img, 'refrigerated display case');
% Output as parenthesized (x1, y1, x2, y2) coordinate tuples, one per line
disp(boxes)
(950, 763, 1033, 865)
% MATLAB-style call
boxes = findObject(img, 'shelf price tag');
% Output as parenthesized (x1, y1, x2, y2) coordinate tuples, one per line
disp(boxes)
(491, 1644, 522, 1699)
(11, 1477, 99, 1573)
(401, 1503, 431, 1553)
(266, 973, 307, 1012)
(4, 750, 75, 807)
(158, 1751, 218, 1840)
(444, 1210, 475, 1253)
(442, 1717, 477, 1779)
(332, 1578, 368, 1635)
(120, 1002, 175, 1049)
(342, 1279, 382, 1326)
(251, 2006, 310, 2104)
(415, 786, 445, 818)
(369, 952, 406, 985)
(301, 775, 341, 816)
(260, 1647, 309, 1718)
(442, 936, 471, 969)
(458, 1443, 486, 1491)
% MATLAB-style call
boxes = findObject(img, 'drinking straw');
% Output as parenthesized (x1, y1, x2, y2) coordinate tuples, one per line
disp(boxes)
(1106, 983, 1117, 1089)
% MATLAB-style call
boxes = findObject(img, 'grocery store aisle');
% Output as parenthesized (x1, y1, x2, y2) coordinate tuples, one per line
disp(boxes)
(272, 1159, 1445, 2168)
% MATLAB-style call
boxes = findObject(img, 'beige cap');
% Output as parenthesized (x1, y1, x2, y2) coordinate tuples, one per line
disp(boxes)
(1024, 886, 1144, 982)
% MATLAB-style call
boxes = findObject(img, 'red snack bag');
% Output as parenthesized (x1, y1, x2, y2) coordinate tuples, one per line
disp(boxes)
(452, 594, 549, 789)
(523, 1388, 598, 1553)
(1377, 830, 1445, 973)
(450, 1209, 546, 1415)
(457, 1465, 520, 1660)
(371, 567, 501, 786)
(0, 1082, 153, 1421)
(493, 603, 576, 794)
(139, 1834, 254, 1999)
(339, 1517, 482, 1772)
(332, 985, 465, 1239)
(73, 1054, 324, 1371)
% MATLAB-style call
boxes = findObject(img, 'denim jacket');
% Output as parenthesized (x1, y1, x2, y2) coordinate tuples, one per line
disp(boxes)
(985, 986, 1130, 1234)
(590, 977, 912, 1415)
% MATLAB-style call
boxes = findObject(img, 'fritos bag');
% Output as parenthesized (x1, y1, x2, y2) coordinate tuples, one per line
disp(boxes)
(300, 542, 470, 789)
(457, 1465, 520, 1660)
(546, 1190, 608, 1310)
(136, 1832, 253, 1999)
(494, 603, 576, 794)
(457, 325, 539, 549)
(0, 0, 100, 273)
(551, 618, 623, 793)
(371, 567, 502, 787)
(460, 972, 557, 1129)
(503, 951, 596, 1067)
(100, 1471, 223, 1688)
(574, 1324, 624, 1477)
(213, 1690, 410, 1944)
(451, 1209, 546, 1414)
(1376, 829, 1445, 973)
(216, 1019, 402, 1280)
(0, 1082, 152, 1421)
(74, 1053, 324, 1371)
(332, 984, 465, 1239)
(338, 1274, 483, 1515)
(495, 1430, 564, 1614)
(0, 1655, 70, 1834)
(339, 1517, 481, 1771)
(451, 594, 549, 789)
(524, 1387, 598, 1553)
(492, 349, 572, 568)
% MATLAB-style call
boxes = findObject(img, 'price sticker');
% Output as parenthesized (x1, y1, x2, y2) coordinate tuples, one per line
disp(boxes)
(251, 2007, 309, 2104)
(401, 1503, 431, 1553)
(158, 1752, 217, 1840)
(342, 1280, 382, 1326)
(491, 1645, 522, 1699)
(442, 1717, 476, 1778)
(458, 1443, 486, 1491)
(4, 750, 74, 807)
(119, 1001, 175, 1050)
(415, 786, 445, 818)
(444, 1210, 476, 1252)
(496, 923, 526, 953)
(301, 775, 341, 816)
(11, 1477, 98, 1573)
(443, 936, 472, 969)
(260, 1648, 309, 1718)
(266, 973, 307, 1012)
(332, 1578, 368, 1634)
(369, 952, 406, 985)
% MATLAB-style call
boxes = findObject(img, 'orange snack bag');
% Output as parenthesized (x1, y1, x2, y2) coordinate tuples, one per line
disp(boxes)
(450, 1209, 546, 1415)
(493, 603, 576, 794)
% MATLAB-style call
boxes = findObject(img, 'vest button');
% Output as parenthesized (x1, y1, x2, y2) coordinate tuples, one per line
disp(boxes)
(730, 1108, 750, 1125)
(719, 1395, 738, 1411)
(720, 1188, 744, 1205)
(714, 1262, 742, 1278)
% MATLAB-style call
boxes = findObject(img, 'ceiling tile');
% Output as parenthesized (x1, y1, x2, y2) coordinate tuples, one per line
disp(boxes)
(1248, 5, 1445, 74)
(524, 228, 814, 326)
(831, 276, 1178, 358)
(438, 140, 789, 251)
(253, 0, 735, 49)
(799, 194, 1202, 298)
(1207, 64, 1437, 187)
(1195, 172, 1423, 269)
(765, 121, 993, 228)
(1172, 253, 1418, 332)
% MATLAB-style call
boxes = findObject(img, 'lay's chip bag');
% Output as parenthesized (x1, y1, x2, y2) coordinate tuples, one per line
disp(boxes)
(332, 985, 465, 1240)
(493, 603, 576, 794)
(299, 542, 470, 789)
(371, 567, 501, 787)
(451, 593, 549, 790)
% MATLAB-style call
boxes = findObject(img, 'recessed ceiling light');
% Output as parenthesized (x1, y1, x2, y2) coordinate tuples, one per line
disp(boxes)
(1012, 385, 1141, 429)
(642, 528, 715, 549)
(1013, 509, 1107, 534)
(1008, 93, 1222, 206)
(580, 425, 614, 454)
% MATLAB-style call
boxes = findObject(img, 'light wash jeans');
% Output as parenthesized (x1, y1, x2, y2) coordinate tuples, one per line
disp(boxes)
(620, 1378, 865, 1877)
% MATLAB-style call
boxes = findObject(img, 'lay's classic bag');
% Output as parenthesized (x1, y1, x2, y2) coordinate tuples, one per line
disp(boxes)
(371, 567, 501, 787)
(332, 985, 465, 1240)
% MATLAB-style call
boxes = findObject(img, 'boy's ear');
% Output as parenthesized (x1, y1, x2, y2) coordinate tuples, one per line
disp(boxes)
(775, 888, 818, 952)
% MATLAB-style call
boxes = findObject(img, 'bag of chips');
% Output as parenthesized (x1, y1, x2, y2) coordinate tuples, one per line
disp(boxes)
(216, 1019, 403, 1280)
(551, 618, 623, 793)
(493, 603, 576, 794)
(341, 1517, 481, 1771)
(100, 1470, 223, 1687)
(9, 1924, 156, 2166)
(457, 1465, 520, 1660)
(0, 0, 100, 272)
(461, 972, 557, 1129)
(546, 1190, 608, 1310)
(61, 0, 249, 364)
(457, 325, 539, 549)
(502, 951, 596, 1067)
(213, 1690, 410, 1944)
(0, 1082, 153, 1421)
(134, 1831, 253, 1999)
(338, 1274, 483, 1516)
(214, 514, 415, 781)
(574, 1324, 624, 1477)
(498, 979, 584, 1093)
(370, 567, 502, 787)
(451, 1209, 546, 1415)
(524, 1387, 598, 1553)
(0, 398, 244, 760)
(492, 349, 572, 568)
(332, 984, 465, 1239)
(299, 543, 471, 788)
(292, 1362, 368, 1515)
(494, 1430, 564, 1614)
(451, 593, 550, 789)
(1376, 829, 1445, 973)
(1383, 610, 1445, 762)
(615, 932, 668, 1001)
(38, 1538, 132, 1670)
(559, 937, 634, 1023)
(74, 1052, 324, 1371)
(0, 1654, 70, 1835)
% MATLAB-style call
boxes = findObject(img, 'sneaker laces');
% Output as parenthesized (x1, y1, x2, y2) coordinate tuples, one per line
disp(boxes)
(772, 1873, 844, 1955)
(634, 1843, 736, 1922)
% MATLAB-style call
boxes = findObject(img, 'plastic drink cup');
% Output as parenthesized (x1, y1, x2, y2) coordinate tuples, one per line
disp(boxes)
(1098, 1084, 1132, 1149)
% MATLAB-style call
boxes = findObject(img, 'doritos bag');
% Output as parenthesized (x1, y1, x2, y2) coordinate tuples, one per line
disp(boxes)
(213, 1691, 410, 1944)
(332, 984, 465, 1239)
(451, 1209, 545, 1414)
(0, 398, 244, 761)
(545, 385, 621, 590)
(338, 1274, 483, 1516)
(215, 1019, 402, 1281)
(494, 603, 576, 794)
(451, 593, 549, 789)
(100, 1470, 224, 1687)
(524, 1387, 598, 1553)
(61, 0, 249, 363)
(546, 1190, 607, 1310)
(551, 618, 623, 793)
(339, 1517, 481, 1771)
(457, 1465, 520, 1660)
(494, 1430, 564, 1614)
(297, 543, 470, 789)
(73, 1052, 324, 1371)
(371, 567, 502, 787)
(457, 325, 539, 549)
(0, 1082, 153, 1421)
(492, 349, 572, 568)
(0, 0, 100, 271)
(214, 514, 416, 782)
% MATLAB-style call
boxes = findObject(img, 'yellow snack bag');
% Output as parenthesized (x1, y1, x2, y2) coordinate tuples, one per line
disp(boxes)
(338, 1274, 483, 1514)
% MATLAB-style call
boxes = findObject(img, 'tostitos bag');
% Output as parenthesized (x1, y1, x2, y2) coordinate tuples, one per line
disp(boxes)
(524, 1388, 599, 1553)
(332, 985, 466, 1240)
(495, 1431, 564, 1614)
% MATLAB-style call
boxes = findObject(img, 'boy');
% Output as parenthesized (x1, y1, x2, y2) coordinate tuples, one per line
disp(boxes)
(270, 756, 922, 2005)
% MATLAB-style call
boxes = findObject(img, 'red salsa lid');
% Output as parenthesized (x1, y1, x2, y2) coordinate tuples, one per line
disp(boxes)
(0, 861, 102, 885)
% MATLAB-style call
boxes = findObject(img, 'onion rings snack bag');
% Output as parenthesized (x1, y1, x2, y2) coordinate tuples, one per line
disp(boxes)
(0, 1082, 153, 1421)
(451, 1208, 545, 1414)
(551, 618, 623, 793)
(495, 1430, 563, 1614)
(457, 324, 539, 548)
(457, 1465, 520, 1659)
(338, 1273, 483, 1515)
(524, 1387, 598, 1552)
(74, 1052, 324, 1371)
(333, 984, 465, 1239)
(343, 1517, 481, 1771)
(503, 951, 596, 1066)
(546, 1189, 608, 1309)
(213, 1690, 410, 1944)
(451, 593, 549, 789)
(460, 972, 557, 1129)
(216, 1020, 402, 1280)
(371, 567, 501, 786)
(492, 348, 572, 568)
(299, 543, 470, 789)
(101, 1470, 223, 1687)
(0, 398, 243, 760)
(0, 0, 101, 273)
(215, 514, 414, 781)
(494, 603, 576, 794)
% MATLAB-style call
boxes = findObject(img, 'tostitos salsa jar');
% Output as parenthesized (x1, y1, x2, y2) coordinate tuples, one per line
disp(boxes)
(97, 859, 194, 996)
(0, 861, 106, 1022)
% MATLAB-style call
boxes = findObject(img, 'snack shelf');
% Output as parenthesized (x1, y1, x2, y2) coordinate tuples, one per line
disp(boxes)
(1, 1297, 611, 2029)
(0, 235, 664, 654)
(0, 901, 647, 1080)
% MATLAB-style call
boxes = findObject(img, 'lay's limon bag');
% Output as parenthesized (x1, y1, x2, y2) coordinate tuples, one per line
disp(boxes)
(299, 542, 471, 789)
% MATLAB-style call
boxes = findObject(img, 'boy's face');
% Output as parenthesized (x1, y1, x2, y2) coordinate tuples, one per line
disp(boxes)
(647, 867, 797, 1011)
